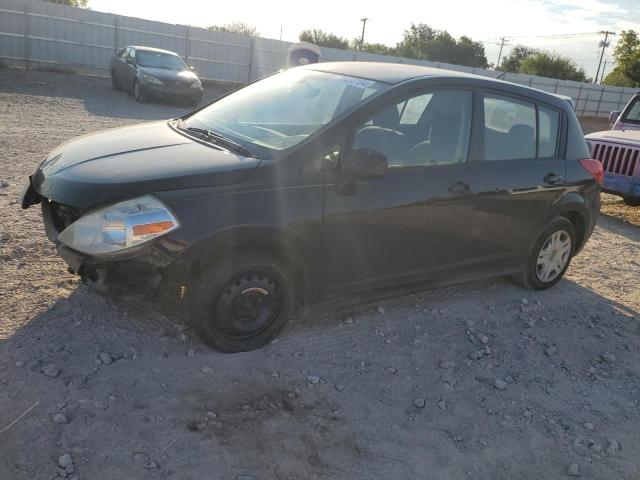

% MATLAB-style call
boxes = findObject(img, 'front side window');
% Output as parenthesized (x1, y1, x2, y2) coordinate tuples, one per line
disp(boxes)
(184, 69, 389, 152)
(118, 48, 128, 59)
(484, 95, 536, 161)
(353, 89, 472, 167)
(622, 96, 640, 124)
(137, 51, 186, 71)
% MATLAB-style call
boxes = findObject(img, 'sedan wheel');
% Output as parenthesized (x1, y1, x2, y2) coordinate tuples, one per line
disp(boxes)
(133, 80, 145, 102)
(513, 217, 576, 290)
(535, 230, 571, 282)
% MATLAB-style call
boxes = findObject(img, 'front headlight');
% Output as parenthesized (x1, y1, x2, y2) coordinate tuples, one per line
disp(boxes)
(142, 74, 164, 85)
(190, 79, 202, 89)
(57, 195, 180, 255)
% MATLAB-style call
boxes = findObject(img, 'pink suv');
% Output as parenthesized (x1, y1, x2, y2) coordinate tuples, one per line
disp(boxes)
(610, 92, 640, 131)
(585, 92, 640, 206)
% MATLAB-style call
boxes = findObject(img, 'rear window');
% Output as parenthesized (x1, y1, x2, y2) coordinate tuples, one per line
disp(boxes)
(538, 106, 560, 157)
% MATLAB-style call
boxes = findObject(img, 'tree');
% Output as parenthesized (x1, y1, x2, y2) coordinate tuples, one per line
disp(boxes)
(298, 29, 349, 49)
(500, 45, 538, 72)
(394, 23, 488, 68)
(209, 22, 259, 37)
(43, 0, 88, 6)
(604, 30, 640, 87)
(519, 52, 587, 81)
(362, 42, 396, 56)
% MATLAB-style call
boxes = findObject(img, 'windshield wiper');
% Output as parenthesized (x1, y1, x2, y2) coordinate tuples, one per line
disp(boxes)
(182, 125, 255, 158)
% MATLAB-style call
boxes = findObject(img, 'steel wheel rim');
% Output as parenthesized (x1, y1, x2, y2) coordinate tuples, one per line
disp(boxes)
(536, 230, 571, 282)
(212, 272, 282, 339)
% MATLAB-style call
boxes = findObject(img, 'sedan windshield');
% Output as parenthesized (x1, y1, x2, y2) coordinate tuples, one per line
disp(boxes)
(137, 51, 186, 71)
(183, 69, 389, 152)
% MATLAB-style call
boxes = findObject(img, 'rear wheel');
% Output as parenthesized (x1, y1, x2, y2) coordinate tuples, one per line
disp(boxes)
(623, 196, 640, 207)
(133, 79, 145, 102)
(514, 217, 575, 290)
(187, 252, 294, 352)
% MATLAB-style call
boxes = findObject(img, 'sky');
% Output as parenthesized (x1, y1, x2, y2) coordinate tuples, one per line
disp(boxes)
(90, 0, 640, 79)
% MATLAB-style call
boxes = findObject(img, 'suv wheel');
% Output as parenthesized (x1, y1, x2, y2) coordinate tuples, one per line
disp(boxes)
(514, 217, 576, 290)
(187, 252, 294, 352)
(133, 80, 145, 102)
(623, 196, 640, 207)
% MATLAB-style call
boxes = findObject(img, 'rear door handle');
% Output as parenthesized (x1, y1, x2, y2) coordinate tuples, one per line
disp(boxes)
(448, 181, 471, 195)
(543, 172, 563, 185)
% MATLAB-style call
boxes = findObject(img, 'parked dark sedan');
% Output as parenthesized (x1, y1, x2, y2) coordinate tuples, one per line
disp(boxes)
(110, 45, 203, 106)
(21, 62, 602, 352)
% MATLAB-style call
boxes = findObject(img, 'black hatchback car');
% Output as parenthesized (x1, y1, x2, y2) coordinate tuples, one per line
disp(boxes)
(110, 45, 204, 106)
(21, 62, 602, 352)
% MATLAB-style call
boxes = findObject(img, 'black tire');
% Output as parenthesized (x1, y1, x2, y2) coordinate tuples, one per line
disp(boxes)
(513, 217, 576, 290)
(111, 71, 121, 91)
(187, 252, 294, 352)
(133, 79, 145, 102)
(623, 196, 640, 207)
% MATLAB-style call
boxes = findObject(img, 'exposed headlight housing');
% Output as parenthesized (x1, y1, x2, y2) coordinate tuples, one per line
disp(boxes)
(190, 79, 202, 89)
(57, 195, 180, 255)
(142, 73, 164, 85)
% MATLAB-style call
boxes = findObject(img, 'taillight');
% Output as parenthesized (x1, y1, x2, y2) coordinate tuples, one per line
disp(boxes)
(579, 158, 604, 185)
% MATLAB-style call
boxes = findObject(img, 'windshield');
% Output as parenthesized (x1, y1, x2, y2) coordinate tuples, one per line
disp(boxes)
(137, 51, 186, 71)
(622, 96, 640, 125)
(183, 68, 389, 152)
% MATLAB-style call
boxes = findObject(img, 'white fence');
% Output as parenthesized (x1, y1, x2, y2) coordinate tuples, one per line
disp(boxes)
(1, 0, 637, 117)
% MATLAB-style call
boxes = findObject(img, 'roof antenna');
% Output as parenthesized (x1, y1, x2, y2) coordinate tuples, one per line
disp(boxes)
(496, 71, 506, 80)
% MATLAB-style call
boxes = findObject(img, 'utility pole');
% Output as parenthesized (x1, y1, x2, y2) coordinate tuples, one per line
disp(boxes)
(360, 18, 368, 50)
(599, 59, 607, 84)
(496, 37, 507, 70)
(594, 31, 615, 83)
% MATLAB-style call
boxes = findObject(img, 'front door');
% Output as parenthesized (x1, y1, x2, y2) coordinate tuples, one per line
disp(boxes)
(322, 88, 478, 298)
(468, 92, 566, 271)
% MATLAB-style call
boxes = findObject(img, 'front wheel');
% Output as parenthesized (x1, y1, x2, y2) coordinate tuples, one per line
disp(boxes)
(187, 252, 294, 352)
(133, 79, 145, 102)
(514, 217, 576, 290)
(623, 196, 640, 207)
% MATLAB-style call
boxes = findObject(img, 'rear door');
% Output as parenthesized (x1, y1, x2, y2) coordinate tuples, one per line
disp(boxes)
(122, 47, 137, 90)
(321, 88, 478, 297)
(468, 91, 565, 271)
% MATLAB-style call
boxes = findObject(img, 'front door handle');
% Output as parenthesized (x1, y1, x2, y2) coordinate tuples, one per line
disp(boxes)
(544, 172, 563, 185)
(448, 181, 471, 195)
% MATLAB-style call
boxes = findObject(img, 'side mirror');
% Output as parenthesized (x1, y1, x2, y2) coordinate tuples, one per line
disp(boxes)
(189, 65, 195, 71)
(609, 110, 621, 126)
(342, 148, 388, 180)
(337, 148, 387, 195)
(126, 58, 135, 66)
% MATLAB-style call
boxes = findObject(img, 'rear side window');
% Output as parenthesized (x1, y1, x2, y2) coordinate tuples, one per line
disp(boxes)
(538, 106, 560, 157)
(484, 95, 536, 161)
(483, 94, 562, 161)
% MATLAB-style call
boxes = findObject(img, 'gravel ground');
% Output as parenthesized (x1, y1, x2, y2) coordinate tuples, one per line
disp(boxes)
(2, 68, 640, 480)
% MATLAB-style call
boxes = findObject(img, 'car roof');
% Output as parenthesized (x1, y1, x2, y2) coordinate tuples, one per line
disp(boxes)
(126, 45, 179, 56)
(305, 62, 569, 109)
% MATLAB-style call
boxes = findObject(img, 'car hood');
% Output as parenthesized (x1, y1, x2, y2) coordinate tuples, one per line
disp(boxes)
(31, 121, 261, 209)
(585, 129, 640, 147)
(139, 66, 199, 83)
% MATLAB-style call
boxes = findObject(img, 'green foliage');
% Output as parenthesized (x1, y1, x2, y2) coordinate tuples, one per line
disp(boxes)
(299, 29, 349, 49)
(500, 45, 538, 72)
(519, 52, 587, 81)
(209, 22, 259, 37)
(604, 30, 640, 87)
(42, 0, 88, 6)
(361, 42, 396, 56)
(394, 24, 488, 68)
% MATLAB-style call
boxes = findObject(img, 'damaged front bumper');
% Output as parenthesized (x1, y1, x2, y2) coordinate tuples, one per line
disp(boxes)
(38, 199, 187, 295)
